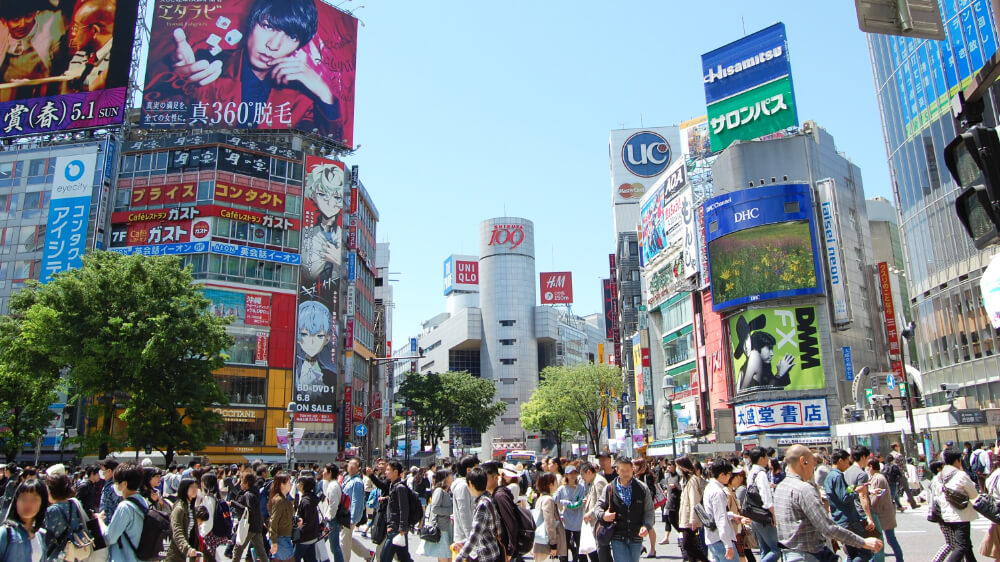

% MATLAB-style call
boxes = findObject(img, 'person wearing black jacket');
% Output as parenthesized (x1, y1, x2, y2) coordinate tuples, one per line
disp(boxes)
(381, 460, 413, 562)
(75, 465, 102, 516)
(595, 457, 655, 562)
(294, 475, 322, 562)
(492, 465, 521, 561)
(232, 472, 268, 562)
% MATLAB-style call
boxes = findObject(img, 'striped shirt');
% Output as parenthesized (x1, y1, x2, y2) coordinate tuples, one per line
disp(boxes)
(774, 473, 867, 554)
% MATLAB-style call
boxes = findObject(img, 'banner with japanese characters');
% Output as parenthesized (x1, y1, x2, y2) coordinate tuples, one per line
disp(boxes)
(139, 0, 357, 148)
(41, 154, 98, 283)
(734, 397, 829, 434)
(0, 0, 139, 137)
(729, 305, 824, 394)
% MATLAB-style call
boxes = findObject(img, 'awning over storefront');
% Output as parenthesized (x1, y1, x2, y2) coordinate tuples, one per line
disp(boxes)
(646, 436, 690, 457)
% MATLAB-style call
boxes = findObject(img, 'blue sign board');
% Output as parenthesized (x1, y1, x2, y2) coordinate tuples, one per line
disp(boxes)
(843, 346, 855, 382)
(110, 241, 208, 257)
(702, 183, 824, 311)
(41, 155, 97, 283)
(209, 242, 301, 265)
(347, 252, 357, 282)
(355, 424, 368, 437)
(702, 22, 792, 105)
(410, 337, 418, 353)
(887, 373, 896, 390)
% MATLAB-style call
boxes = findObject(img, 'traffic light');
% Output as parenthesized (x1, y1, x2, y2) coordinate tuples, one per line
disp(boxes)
(945, 124, 1000, 249)
(882, 403, 895, 423)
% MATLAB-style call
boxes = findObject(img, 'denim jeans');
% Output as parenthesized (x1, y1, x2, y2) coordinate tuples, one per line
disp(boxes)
(609, 539, 643, 562)
(379, 534, 413, 562)
(706, 541, 735, 561)
(883, 528, 904, 562)
(750, 520, 779, 562)
(328, 520, 345, 562)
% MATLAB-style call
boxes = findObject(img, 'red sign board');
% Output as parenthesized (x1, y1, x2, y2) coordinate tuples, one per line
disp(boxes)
(641, 347, 651, 368)
(112, 205, 299, 230)
(345, 319, 354, 350)
(878, 262, 899, 355)
(540, 272, 574, 304)
(254, 332, 268, 364)
(488, 223, 525, 250)
(342, 387, 352, 438)
(373, 392, 382, 420)
(455, 261, 479, 284)
(130, 182, 196, 207)
(354, 406, 364, 422)
(214, 182, 285, 212)
(602, 279, 614, 340)
(245, 294, 271, 326)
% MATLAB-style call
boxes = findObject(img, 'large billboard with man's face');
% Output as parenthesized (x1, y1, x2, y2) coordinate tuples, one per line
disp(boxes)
(0, 0, 138, 137)
(703, 183, 823, 311)
(140, 0, 357, 148)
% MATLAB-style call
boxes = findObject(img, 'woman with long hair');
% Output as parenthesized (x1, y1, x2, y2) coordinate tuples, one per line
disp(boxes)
(420, 469, 454, 562)
(43, 473, 87, 561)
(726, 468, 756, 562)
(165, 477, 201, 562)
(676, 456, 709, 562)
(141, 467, 170, 512)
(294, 475, 321, 562)
(199, 471, 229, 562)
(268, 473, 294, 562)
(0, 479, 48, 562)
(533, 472, 567, 562)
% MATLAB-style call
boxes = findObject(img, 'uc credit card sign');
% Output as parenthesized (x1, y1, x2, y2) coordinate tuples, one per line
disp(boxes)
(41, 154, 97, 283)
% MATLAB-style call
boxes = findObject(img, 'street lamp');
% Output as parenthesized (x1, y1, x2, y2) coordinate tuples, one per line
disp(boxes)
(285, 402, 296, 468)
(661, 375, 677, 459)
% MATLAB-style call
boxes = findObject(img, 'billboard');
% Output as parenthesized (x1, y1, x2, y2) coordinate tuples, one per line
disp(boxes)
(878, 262, 900, 356)
(443, 254, 479, 295)
(294, 155, 347, 423)
(703, 183, 823, 311)
(609, 127, 681, 204)
(540, 272, 573, 304)
(639, 162, 700, 304)
(816, 179, 851, 325)
(640, 159, 687, 264)
(702, 22, 797, 151)
(729, 305, 824, 394)
(679, 115, 713, 161)
(41, 153, 97, 282)
(602, 279, 614, 340)
(0, 0, 138, 137)
(734, 397, 829, 434)
(140, 0, 357, 147)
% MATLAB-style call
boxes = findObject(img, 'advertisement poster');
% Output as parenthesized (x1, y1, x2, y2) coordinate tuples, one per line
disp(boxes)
(0, 0, 138, 137)
(878, 262, 900, 355)
(540, 272, 573, 304)
(734, 397, 829, 434)
(640, 159, 688, 265)
(140, 0, 357, 148)
(816, 178, 851, 325)
(41, 153, 97, 282)
(609, 127, 681, 205)
(730, 305, 824, 394)
(704, 183, 822, 311)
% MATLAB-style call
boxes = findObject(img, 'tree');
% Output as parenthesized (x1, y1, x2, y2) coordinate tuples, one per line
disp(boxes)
(7, 251, 233, 459)
(522, 363, 623, 456)
(397, 371, 506, 451)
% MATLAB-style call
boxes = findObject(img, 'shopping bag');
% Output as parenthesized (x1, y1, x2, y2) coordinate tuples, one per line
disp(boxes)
(579, 523, 597, 555)
(315, 538, 333, 561)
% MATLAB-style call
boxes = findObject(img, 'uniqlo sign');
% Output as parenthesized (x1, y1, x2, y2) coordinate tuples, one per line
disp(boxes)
(540, 272, 573, 304)
(456, 261, 478, 284)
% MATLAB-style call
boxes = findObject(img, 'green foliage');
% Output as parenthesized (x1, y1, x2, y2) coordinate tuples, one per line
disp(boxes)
(709, 220, 817, 304)
(397, 371, 506, 450)
(522, 363, 623, 456)
(6, 251, 233, 461)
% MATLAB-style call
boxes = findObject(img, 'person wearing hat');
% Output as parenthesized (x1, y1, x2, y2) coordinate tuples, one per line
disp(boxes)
(555, 465, 587, 562)
(492, 462, 522, 561)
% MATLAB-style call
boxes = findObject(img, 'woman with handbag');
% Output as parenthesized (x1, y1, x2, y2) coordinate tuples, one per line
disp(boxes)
(199, 472, 230, 562)
(676, 457, 708, 562)
(419, 469, 453, 562)
(44, 474, 93, 562)
(293, 476, 322, 562)
(980, 458, 1000, 561)
(933, 450, 980, 562)
(268, 473, 295, 562)
(166, 478, 202, 562)
(533, 473, 567, 562)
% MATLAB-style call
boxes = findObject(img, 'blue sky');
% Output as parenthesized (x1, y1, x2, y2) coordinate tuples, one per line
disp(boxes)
(347, 1, 894, 347)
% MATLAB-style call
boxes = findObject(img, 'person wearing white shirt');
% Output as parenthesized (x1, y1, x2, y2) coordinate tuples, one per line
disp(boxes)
(747, 447, 779, 562)
(450, 456, 479, 548)
(702, 458, 748, 562)
(934, 450, 980, 561)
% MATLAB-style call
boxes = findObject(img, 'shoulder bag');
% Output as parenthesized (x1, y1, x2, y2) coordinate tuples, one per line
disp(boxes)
(973, 474, 1000, 525)
(942, 470, 971, 509)
(594, 485, 615, 546)
(418, 496, 441, 544)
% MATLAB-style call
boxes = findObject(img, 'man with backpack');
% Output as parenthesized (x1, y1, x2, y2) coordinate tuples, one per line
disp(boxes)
(382, 460, 416, 562)
(971, 442, 992, 491)
(104, 463, 153, 562)
(747, 447, 779, 562)
(489, 462, 522, 561)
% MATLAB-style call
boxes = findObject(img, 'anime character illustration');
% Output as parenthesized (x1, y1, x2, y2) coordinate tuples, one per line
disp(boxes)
(300, 160, 345, 287)
(733, 313, 795, 392)
(294, 299, 336, 391)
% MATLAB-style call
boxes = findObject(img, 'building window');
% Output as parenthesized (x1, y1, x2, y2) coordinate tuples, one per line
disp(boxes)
(628, 241, 639, 256)
(500, 339, 515, 345)
(500, 358, 516, 365)
(502, 378, 516, 384)
(0, 161, 19, 187)
(218, 418, 265, 446)
(499, 320, 516, 326)
(216, 375, 266, 405)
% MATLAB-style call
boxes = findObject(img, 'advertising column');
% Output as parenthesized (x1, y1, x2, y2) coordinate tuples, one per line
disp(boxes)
(41, 153, 98, 282)
(878, 262, 906, 388)
(294, 156, 347, 434)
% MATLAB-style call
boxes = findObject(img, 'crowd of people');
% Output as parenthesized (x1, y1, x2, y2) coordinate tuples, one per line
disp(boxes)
(0, 440, 995, 562)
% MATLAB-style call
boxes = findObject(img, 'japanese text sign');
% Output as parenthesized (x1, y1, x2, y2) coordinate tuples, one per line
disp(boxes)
(41, 154, 97, 283)
(734, 397, 829, 434)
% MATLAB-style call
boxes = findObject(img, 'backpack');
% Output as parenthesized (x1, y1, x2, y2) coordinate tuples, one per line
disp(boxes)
(212, 498, 233, 538)
(885, 461, 903, 484)
(972, 452, 988, 476)
(259, 480, 272, 526)
(404, 485, 423, 527)
(121, 496, 171, 561)
(511, 503, 536, 555)
(370, 497, 388, 544)
(742, 469, 773, 525)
